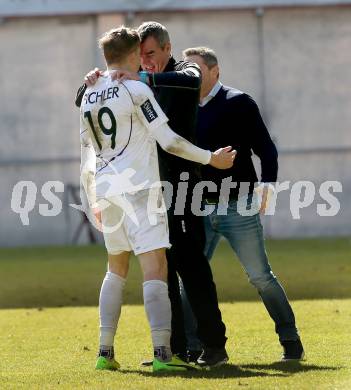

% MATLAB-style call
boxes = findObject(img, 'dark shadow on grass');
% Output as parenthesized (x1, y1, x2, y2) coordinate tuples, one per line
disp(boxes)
(240, 361, 342, 374)
(121, 362, 345, 379)
(120, 363, 287, 378)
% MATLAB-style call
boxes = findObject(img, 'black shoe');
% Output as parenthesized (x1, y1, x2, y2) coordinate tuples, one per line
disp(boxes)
(281, 339, 305, 361)
(187, 350, 202, 363)
(197, 347, 229, 368)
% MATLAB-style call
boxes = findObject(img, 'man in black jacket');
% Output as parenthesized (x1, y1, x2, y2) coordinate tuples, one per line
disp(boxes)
(76, 23, 228, 367)
(181, 46, 305, 361)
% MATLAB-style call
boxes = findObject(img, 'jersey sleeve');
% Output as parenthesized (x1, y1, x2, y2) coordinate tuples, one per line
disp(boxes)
(152, 122, 211, 165)
(80, 111, 98, 208)
(128, 81, 169, 131)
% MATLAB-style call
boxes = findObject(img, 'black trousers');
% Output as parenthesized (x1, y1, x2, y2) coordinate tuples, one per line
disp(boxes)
(166, 209, 227, 354)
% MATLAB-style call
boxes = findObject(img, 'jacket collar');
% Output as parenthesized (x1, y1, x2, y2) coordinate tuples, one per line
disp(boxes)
(163, 56, 177, 72)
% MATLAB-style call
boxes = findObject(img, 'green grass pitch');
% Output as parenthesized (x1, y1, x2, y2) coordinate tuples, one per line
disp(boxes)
(0, 238, 350, 389)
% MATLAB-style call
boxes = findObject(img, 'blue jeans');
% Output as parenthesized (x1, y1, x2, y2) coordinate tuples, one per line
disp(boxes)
(180, 198, 299, 350)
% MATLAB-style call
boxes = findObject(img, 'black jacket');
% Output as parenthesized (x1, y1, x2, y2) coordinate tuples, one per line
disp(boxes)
(75, 57, 202, 183)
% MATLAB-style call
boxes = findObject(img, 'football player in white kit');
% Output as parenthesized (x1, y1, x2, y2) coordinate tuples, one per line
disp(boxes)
(80, 27, 235, 372)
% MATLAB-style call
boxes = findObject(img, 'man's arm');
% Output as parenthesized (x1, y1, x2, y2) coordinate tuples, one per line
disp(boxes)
(240, 94, 277, 213)
(243, 95, 278, 183)
(75, 68, 102, 107)
(149, 61, 201, 90)
(113, 61, 201, 89)
(75, 61, 201, 108)
(75, 84, 87, 107)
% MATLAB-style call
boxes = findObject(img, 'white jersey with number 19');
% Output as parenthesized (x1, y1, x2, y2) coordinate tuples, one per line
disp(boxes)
(80, 72, 168, 197)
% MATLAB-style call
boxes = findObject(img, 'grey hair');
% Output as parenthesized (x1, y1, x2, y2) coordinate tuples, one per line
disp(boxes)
(182, 46, 218, 69)
(137, 21, 170, 48)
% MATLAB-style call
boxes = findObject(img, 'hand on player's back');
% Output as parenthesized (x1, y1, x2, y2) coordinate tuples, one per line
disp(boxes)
(84, 68, 102, 86)
(210, 146, 236, 169)
(84, 68, 142, 86)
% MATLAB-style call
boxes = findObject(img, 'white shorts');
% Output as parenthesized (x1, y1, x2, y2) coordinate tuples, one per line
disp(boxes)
(100, 187, 171, 256)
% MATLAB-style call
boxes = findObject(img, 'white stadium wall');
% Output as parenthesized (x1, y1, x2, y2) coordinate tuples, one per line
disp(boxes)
(0, 16, 100, 246)
(259, 7, 351, 237)
(0, 6, 350, 246)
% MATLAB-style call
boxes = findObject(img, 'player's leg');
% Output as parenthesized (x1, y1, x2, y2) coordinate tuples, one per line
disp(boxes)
(139, 248, 171, 359)
(96, 251, 130, 370)
(138, 248, 195, 371)
(96, 200, 132, 370)
(219, 198, 304, 360)
(127, 188, 195, 371)
(140, 253, 187, 368)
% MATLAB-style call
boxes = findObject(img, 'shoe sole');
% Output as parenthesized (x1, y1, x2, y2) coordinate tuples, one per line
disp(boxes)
(197, 357, 229, 370)
(141, 360, 153, 367)
(143, 360, 198, 369)
(281, 351, 305, 361)
(95, 366, 119, 371)
(153, 364, 198, 372)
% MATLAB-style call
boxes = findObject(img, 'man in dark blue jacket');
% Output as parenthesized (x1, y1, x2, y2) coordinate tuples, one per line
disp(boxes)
(181, 46, 304, 361)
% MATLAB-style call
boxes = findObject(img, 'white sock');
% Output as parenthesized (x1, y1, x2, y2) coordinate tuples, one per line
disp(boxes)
(143, 280, 172, 361)
(99, 271, 126, 348)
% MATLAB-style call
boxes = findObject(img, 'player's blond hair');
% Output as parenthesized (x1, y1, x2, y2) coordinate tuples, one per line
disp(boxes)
(98, 26, 140, 65)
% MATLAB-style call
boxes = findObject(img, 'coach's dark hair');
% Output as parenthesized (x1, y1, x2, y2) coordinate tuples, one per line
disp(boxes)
(183, 47, 218, 69)
(137, 21, 170, 48)
(98, 26, 140, 65)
